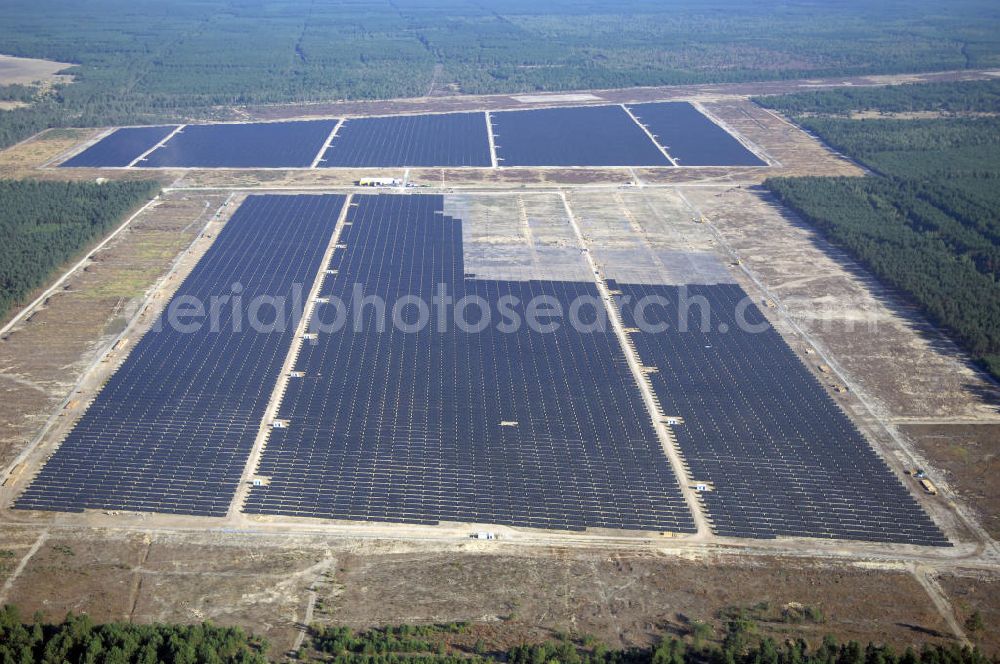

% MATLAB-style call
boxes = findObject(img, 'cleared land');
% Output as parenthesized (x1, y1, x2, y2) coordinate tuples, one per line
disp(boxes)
(249, 70, 1000, 122)
(0, 54, 72, 86)
(0, 528, 981, 655)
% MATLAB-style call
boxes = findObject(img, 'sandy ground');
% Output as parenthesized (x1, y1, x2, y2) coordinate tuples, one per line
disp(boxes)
(0, 54, 73, 86)
(245, 69, 1000, 121)
(900, 425, 1000, 541)
(940, 571, 1000, 652)
(0, 528, 979, 655)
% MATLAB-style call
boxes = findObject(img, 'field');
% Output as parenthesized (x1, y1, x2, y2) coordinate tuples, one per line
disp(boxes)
(0, 71, 998, 655)
(0, 529, 981, 654)
(0, 54, 72, 86)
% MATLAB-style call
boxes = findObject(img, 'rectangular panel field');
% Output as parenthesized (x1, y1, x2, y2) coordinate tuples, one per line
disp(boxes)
(610, 281, 948, 545)
(139, 120, 338, 168)
(244, 194, 695, 533)
(491, 105, 672, 167)
(626, 102, 766, 166)
(60, 126, 179, 167)
(15, 194, 346, 516)
(319, 112, 491, 167)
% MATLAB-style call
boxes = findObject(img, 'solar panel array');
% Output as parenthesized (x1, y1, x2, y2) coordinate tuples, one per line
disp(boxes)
(491, 105, 672, 167)
(244, 194, 695, 532)
(61, 126, 179, 167)
(610, 281, 949, 546)
(15, 194, 346, 516)
(140, 120, 339, 168)
(626, 102, 766, 166)
(60, 103, 768, 169)
(319, 113, 491, 167)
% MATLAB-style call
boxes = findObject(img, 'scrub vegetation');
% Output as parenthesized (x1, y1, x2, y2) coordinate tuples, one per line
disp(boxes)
(3, 607, 995, 664)
(754, 79, 1000, 116)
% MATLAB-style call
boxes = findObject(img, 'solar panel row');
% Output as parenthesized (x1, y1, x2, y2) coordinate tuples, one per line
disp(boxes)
(59, 103, 766, 169)
(490, 105, 672, 167)
(244, 194, 696, 533)
(318, 112, 492, 167)
(61, 126, 179, 168)
(140, 120, 339, 168)
(626, 102, 767, 166)
(610, 281, 949, 546)
(15, 194, 347, 516)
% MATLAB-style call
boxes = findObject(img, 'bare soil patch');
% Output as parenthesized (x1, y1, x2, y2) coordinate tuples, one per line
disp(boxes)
(899, 424, 1000, 541)
(327, 549, 956, 650)
(247, 70, 998, 122)
(0, 54, 73, 86)
(939, 572, 1000, 653)
(0, 526, 978, 655)
(6, 534, 148, 621)
(0, 128, 97, 176)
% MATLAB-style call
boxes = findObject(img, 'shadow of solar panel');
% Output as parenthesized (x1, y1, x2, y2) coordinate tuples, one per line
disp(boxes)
(15, 194, 347, 516)
(319, 113, 491, 167)
(609, 281, 949, 546)
(140, 120, 338, 168)
(491, 105, 672, 167)
(60, 126, 180, 167)
(625, 102, 766, 166)
(244, 194, 695, 533)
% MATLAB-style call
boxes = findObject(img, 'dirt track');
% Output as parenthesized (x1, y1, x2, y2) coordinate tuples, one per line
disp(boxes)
(246, 69, 1000, 121)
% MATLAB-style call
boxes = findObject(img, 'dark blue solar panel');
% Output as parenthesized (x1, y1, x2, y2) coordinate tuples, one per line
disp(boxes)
(611, 281, 948, 546)
(491, 105, 671, 167)
(244, 194, 695, 533)
(60, 126, 179, 168)
(626, 102, 766, 166)
(140, 120, 338, 168)
(319, 113, 491, 167)
(15, 194, 346, 516)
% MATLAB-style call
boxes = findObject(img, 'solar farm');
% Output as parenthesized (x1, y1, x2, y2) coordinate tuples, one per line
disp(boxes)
(56, 102, 766, 169)
(9, 70, 1000, 647)
(6, 178, 950, 547)
(3, 83, 984, 575)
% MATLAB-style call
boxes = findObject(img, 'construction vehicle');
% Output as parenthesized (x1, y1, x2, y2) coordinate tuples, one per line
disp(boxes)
(471, 532, 499, 540)
(357, 177, 401, 187)
(919, 478, 938, 495)
(2, 463, 25, 487)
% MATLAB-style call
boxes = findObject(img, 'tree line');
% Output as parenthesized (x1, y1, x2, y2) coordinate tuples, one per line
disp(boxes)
(755, 79, 1000, 116)
(0, 606, 267, 664)
(761, 84, 1000, 379)
(307, 619, 997, 664)
(0, 179, 161, 323)
(1, 605, 995, 664)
